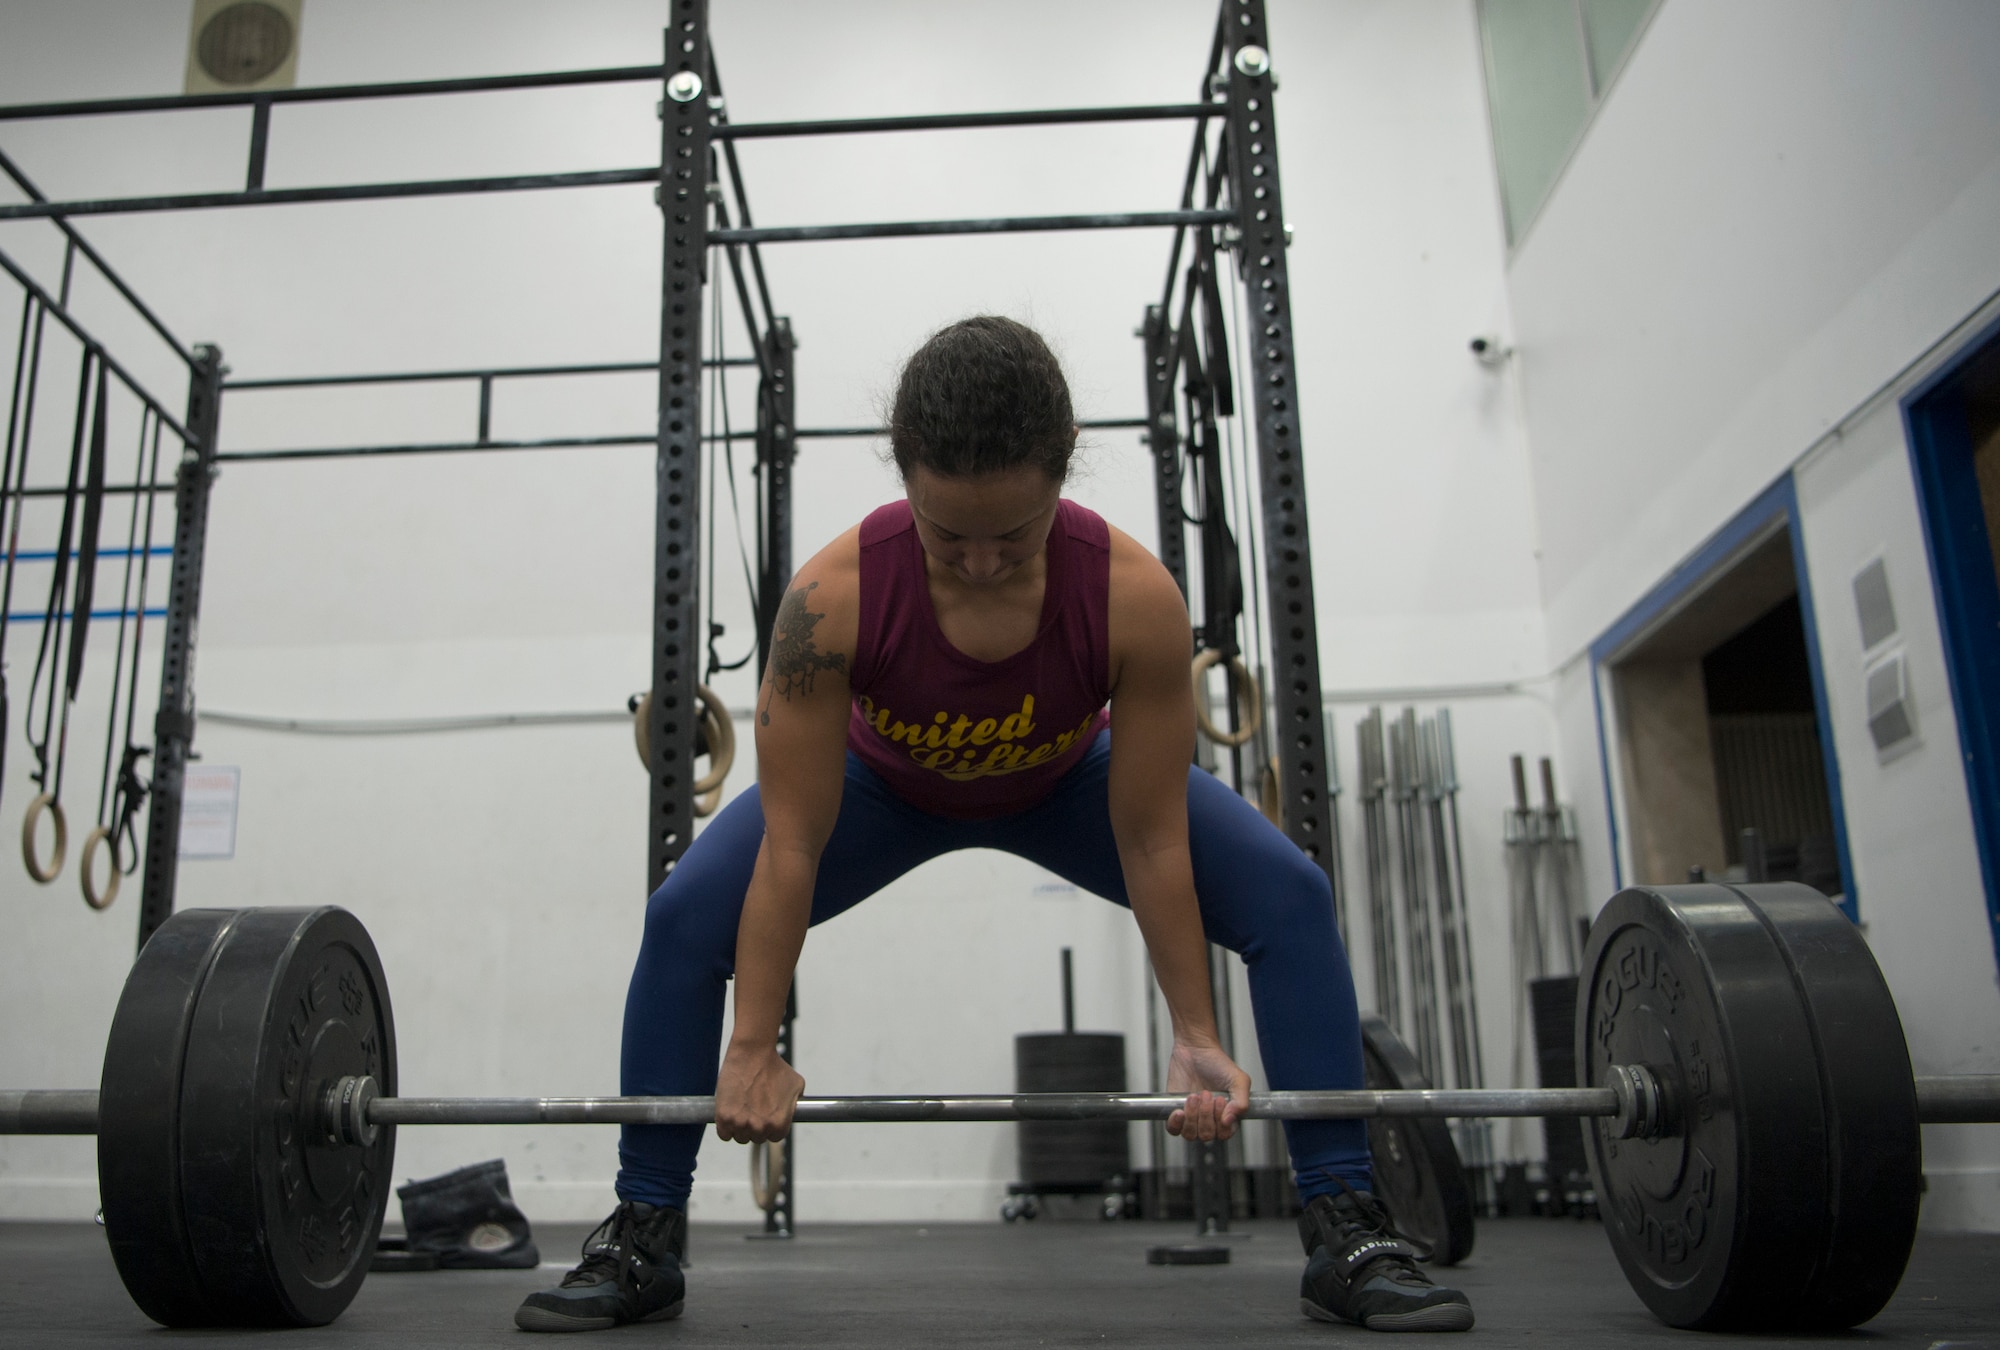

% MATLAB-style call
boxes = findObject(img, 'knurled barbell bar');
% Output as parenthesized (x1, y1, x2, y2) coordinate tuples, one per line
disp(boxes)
(0, 885, 1996, 1333)
(0, 1066, 1680, 1137)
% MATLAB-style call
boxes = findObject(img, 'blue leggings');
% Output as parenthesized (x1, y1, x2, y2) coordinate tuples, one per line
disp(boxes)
(615, 734, 1371, 1209)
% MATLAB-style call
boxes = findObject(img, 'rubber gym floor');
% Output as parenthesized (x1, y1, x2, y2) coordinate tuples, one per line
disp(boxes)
(1, 1215, 1994, 1347)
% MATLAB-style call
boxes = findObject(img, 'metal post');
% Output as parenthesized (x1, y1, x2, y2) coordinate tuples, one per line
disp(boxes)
(1220, 0, 1334, 878)
(757, 980, 797, 1239)
(136, 345, 222, 950)
(1190, 944, 1236, 1235)
(245, 99, 272, 191)
(648, 9, 711, 893)
(754, 315, 797, 1239)
(1140, 304, 1188, 598)
(754, 318, 795, 669)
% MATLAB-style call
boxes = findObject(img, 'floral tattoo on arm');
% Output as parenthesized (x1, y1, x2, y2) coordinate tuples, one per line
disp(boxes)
(759, 581, 848, 725)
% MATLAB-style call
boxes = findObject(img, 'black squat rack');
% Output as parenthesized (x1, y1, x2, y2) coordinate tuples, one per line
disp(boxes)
(0, 0, 1332, 1241)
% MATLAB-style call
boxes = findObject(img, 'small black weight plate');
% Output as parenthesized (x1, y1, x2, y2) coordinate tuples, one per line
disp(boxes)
(98, 908, 244, 1327)
(1578, 885, 1830, 1330)
(1359, 1014, 1474, 1266)
(370, 1237, 441, 1273)
(1146, 1243, 1230, 1265)
(178, 907, 397, 1326)
(1730, 883, 1921, 1329)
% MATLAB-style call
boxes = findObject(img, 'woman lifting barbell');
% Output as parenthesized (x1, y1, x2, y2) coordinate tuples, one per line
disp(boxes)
(516, 317, 1473, 1334)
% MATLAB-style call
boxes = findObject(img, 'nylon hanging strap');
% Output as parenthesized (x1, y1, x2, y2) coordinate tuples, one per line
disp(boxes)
(20, 347, 96, 881)
(83, 405, 160, 910)
(65, 358, 110, 709)
(0, 293, 41, 809)
(26, 348, 96, 796)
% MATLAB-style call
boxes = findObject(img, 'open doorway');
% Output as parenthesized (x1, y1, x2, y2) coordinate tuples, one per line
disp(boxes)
(1594, 488, 1850, 903)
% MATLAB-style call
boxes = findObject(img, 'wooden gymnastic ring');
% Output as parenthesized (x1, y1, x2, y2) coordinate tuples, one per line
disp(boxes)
(633, 685, 736, 815)
(630, 691, 651, 770)
(21, 793, 66, 884)
(1190, 649, 1261, 747)
(750, 1138, 786, 1214)
(691, 684, 736, 796)
(694, 782, 724, 819)
(630, 687, 735, 786)
(80, 825, 121, 911)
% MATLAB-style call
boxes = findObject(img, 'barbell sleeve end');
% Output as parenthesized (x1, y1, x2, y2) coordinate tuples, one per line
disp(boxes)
(0, 1089, 101, 1134)
(1914, 1074, 2000, 1124)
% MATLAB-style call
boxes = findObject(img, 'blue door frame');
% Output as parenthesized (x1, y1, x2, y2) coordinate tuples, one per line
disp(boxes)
(1588, 475, 1858, 919)
(1903, 313, 2000, 975)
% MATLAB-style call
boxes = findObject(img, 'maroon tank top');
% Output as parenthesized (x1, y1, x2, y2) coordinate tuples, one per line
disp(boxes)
(846, 498, 1112, 819)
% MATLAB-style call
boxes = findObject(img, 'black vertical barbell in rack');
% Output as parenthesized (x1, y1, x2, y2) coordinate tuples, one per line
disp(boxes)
(136, 345, 222, 951)
(648, 5, 712, 894)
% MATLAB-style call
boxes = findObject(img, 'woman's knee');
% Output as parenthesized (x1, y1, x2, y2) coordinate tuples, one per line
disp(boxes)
(639, 873, 739, 974)
(1218, 840, 1339, 952)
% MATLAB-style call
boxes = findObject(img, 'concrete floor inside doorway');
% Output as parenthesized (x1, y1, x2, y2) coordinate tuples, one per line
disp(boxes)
(1, 1216, 1995, 1347)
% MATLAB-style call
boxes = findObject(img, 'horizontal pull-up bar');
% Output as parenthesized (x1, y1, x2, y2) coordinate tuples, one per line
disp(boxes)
(712, 209, 1234, 245)
(717, 102, 1219, 140)
(212, 417, 1151, 463)
(796, 417, 1148, 440)
(214, 434, 655, 463)
(0, 167, 660, 222)
(6, 482, 173, 499)
(223, 357, 752, 392)
(0, 65, 666, 122)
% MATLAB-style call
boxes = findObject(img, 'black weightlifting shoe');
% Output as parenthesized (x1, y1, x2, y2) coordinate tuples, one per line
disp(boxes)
(1298, 1182, 1474, 1332)
(514, 1200, 686, 1333)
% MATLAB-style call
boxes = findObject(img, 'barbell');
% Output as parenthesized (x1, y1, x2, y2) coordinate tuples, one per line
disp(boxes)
(0, 884, 1995, 1332)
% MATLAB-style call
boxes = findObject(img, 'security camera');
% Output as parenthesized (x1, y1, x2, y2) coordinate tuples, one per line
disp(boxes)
(1469, 335, 1512, 369)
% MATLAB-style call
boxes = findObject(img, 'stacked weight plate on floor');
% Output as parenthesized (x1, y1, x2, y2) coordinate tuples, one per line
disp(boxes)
(1577, 882, 1920, 1331)
(98, 907, 397, 1327)
(1015, 1032, 1129, 1192)
(1359, 1014, 1475, 1266)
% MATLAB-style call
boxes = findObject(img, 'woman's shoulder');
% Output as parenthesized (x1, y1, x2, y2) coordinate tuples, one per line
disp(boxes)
(1103, 522, 1181, 605)
(782, 523, 865, 653)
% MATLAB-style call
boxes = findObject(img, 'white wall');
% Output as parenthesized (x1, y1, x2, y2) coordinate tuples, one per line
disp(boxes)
(0, 0, 1549, 1223)
(1503, 0, 2000, 1226)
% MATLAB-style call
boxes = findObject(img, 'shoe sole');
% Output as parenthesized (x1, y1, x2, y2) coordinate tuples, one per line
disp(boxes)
(1301, 1297, 1475, 1333)
(514, 1299, 684, 1333)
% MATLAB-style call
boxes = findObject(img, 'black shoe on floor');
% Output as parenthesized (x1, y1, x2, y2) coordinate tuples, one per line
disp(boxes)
(514, 1201, 686, 1333)
(1298, 1182, 1474, 1332)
